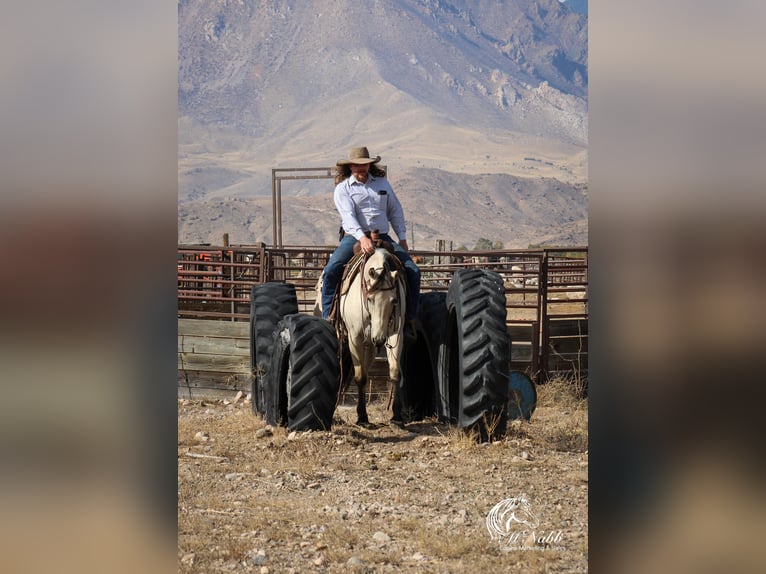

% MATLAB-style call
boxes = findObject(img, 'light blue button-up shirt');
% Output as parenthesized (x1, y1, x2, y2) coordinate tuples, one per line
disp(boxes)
(334, 174, 407, 241)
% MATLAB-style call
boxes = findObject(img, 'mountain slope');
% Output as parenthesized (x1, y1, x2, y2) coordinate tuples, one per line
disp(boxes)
(560, 0, 588, 16)
(178, 167, 588, 249)
(178, 0, 588, 247)
(179, 0, 587, 134)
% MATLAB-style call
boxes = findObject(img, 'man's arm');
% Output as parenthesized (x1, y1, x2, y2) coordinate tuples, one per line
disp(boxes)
(334, 183, 364, 240)
(386, 185, 407, 244)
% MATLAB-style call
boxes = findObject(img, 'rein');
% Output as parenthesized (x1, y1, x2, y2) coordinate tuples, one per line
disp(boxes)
(360, 256, 397, 303)
(358, 252, 404, 346)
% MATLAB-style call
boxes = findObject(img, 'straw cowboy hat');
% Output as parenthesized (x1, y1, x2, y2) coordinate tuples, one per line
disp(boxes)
(336, 146, 381, 166)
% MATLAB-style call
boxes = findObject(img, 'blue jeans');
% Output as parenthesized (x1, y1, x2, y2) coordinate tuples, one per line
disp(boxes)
(321, 233, 420, 321)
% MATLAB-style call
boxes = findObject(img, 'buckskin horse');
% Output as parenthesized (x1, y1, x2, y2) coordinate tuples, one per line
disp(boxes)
(315, 240, 407, 425)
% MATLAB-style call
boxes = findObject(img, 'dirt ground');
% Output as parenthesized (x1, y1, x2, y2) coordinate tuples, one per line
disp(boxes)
(178, 378, 588, 573)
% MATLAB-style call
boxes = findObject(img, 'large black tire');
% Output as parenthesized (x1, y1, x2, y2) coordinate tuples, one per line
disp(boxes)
(397, 291, 448, 422)
(441, 269, 509, 441)
(250, 282, 298, 417)
(265, 314, 340, 431)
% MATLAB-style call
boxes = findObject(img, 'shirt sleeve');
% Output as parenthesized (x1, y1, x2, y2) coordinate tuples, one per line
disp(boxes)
(386, 185, 407, 241)
(334, 181, 365, 240)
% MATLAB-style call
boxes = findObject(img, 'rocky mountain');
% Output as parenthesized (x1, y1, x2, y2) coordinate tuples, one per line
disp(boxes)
(560, 0, 587, 16)
(178, 167, 588, 249)
(178, 0, 588, 248)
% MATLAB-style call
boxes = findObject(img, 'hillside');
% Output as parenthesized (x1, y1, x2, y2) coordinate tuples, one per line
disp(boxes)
(178, 167, 587, 249)
(561, 0, 588, 16)
(178, 0, 588, 248)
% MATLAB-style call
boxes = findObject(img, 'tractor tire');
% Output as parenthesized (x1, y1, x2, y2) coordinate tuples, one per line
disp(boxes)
(266, 314, 340, 431)
(398, 291, 448, 422)
(441, 269, 509, 441)
(249, 282, 298, 417)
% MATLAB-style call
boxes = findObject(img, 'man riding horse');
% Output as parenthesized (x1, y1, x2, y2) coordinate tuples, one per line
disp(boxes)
(320, 146, 420, 340)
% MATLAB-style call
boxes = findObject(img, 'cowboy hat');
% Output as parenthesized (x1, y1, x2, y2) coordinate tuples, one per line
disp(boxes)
(336, 146, 381, 165)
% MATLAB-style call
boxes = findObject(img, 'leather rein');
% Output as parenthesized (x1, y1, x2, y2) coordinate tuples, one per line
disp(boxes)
(359, 251, 404, 344)
(361, 254, 398, 303)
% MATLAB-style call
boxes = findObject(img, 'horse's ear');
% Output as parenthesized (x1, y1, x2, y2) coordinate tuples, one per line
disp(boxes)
(390, 270, 399, 282)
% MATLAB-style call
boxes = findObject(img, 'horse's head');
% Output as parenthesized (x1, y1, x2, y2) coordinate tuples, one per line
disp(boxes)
(502, 496, 539, 530)
(363, 249, 404, 347)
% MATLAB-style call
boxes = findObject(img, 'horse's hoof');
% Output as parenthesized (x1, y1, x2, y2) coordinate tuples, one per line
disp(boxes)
(356, 418, 370, 427)
(390, 418, 405, 429)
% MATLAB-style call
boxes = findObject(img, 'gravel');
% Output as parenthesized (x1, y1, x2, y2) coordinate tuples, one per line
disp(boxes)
(178, 393, 588, 573)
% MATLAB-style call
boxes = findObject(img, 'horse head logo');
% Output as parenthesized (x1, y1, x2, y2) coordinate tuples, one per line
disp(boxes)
(486, 495, 540, 540)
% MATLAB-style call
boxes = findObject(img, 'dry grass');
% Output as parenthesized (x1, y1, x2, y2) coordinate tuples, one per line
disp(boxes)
(178, 381, 588, 573)
(532, 374, 588, 454)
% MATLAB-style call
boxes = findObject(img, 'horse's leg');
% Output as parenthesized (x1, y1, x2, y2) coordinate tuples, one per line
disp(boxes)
(385, 341, 401, 388)
(348, 339, 370, 425)
(356, 344, 378, 425)
(356, 374, 368, 425)
(386, 340, 404, 426)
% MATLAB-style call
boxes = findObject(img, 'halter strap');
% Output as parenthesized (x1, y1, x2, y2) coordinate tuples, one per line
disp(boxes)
(362, 252, 397, 294)
(360, 251, 402, 320)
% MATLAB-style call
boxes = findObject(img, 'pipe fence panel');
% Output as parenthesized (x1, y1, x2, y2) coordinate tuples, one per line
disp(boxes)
(178, 244, 587, 382)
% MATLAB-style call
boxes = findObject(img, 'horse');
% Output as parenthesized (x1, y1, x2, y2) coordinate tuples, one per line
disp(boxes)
(315, 245, 407, 426)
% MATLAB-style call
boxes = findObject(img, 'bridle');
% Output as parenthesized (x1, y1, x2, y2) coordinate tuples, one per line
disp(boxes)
(362, 258, 397, 298)
(359, 252, 404, 345)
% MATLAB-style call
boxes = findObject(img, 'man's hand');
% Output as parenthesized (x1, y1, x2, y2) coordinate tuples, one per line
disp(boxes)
(360, 235, 375, 255)
(399, 239, 409, 252)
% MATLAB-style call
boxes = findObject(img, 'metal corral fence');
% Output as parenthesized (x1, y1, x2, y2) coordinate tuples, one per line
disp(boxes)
(178, 243, 587, 382)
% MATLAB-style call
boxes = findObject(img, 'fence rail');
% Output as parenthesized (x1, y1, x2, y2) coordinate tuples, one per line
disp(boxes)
(178, 243, 587, 382)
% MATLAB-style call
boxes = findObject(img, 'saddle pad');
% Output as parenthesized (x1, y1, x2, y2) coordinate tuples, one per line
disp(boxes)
(339, 252, 366, 296)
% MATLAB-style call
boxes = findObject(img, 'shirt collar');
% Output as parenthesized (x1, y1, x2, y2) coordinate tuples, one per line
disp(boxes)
(349, 174, 375, 185)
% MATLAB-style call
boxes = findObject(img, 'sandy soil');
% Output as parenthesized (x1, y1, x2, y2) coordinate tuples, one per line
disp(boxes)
(178, 379, 588, 573)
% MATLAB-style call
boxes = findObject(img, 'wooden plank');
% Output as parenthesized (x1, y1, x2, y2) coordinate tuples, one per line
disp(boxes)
(178, 370, 251, 397)
(507, 325, 534, 340)
(547, 319, 588, 337)
(178, 310, 250, 320)
(511, 344, 533, 362)
(178, 318, 250, 338)
(547, 348, 588, 360)
(178, 387, 249, 401)
(547, 354, 588, 371)
(178, 352, 250, 373)
(548, 337, 589, 354)
(508, 322, 538, 372)
(178, 335, 250, 356)
(510, 362, 536, 375)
